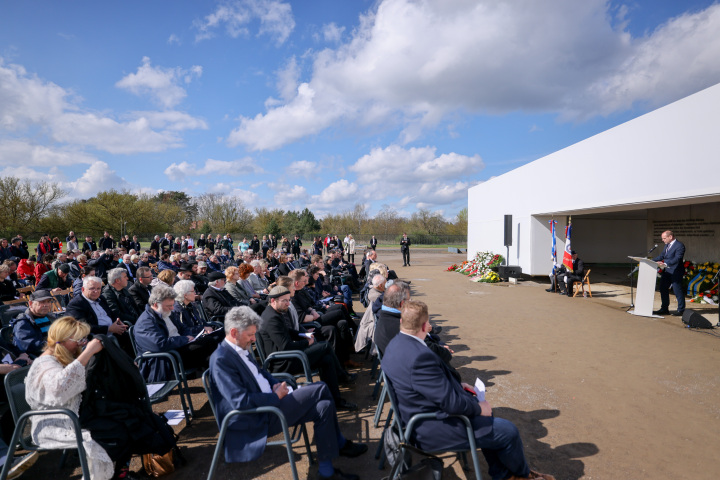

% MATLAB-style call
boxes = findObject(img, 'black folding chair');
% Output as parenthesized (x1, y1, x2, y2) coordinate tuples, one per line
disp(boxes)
(201, 368, 314, 480)
(0, 367, 90, 480)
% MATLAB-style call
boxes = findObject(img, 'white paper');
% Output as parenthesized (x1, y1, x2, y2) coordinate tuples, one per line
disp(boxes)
(474, 378, 486, 402)
(146, 384, 164, 397)
(299, 332, 313, 339)
(1, 354, 12, 364)
(163, 410, 186, 425)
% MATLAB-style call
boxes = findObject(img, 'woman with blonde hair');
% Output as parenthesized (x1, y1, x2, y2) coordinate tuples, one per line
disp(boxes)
(25, 316, 115, 479)
(224, 266, 253, 306)
(152, 268, 176, 288)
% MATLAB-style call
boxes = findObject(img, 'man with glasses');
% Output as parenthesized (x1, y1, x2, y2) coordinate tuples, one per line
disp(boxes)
(129, 266, 153, 312)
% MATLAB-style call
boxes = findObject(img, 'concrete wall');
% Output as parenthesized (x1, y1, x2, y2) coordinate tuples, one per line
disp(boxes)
(468, 82, 720, 275)
(647, 203, 720, 263)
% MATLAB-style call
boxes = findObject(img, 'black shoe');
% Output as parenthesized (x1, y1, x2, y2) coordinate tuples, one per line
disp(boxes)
(672, 311, 684, 316)
(557, 290, 566, 295)
(653, 309, 670, 315)
(336, 398, 358, 411)
(341, 372, 358, 384)
(319, 468, 360, 480)
(339, 439, 368, 458)
(407, 264, 411, 266)
(545, 288, 554, 292)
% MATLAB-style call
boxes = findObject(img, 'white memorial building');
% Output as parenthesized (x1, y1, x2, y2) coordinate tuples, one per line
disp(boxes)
(467, 83, 720, 276)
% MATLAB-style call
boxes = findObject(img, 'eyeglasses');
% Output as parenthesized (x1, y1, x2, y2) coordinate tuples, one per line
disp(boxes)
(67, 337, 88, 345)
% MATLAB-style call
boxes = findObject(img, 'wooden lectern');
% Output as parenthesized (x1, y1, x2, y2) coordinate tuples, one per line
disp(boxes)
(628, 256, 664, 318)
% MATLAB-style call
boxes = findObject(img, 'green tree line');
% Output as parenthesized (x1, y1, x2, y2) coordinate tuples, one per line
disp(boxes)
(0, 177, 467, 243)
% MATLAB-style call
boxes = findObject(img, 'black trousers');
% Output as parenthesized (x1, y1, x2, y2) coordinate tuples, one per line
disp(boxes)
(402, 248, 410, 265)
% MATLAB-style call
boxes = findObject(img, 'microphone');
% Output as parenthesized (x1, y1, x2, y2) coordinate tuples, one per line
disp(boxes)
(647, 244, 658, 254)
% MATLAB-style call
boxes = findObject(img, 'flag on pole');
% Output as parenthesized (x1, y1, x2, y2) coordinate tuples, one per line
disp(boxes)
(563, 223, 574, 272)
(549, 219, 558, 274)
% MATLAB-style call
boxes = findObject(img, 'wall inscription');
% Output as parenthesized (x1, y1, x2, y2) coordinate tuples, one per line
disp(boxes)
(652, 218, 719, 239)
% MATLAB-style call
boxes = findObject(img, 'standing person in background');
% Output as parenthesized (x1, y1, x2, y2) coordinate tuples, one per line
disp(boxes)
(370, 236, 378, 251)
(653, 230, 686, 316)
(400, 233, 411, 267)
(346, 235, 356, 264)
(250, 235, 260, 256)
(291, 234, 302, 261)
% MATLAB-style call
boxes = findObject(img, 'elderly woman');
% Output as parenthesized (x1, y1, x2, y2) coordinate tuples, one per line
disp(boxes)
(354, 273, 387, 353)
(25, 316, 116, 479)
(238, 263, 261, 300)
(248, 260, 269, 295)
(346, 235, 356, 264)
(224, 266, 252, 306)
(173, 280, 206, 330)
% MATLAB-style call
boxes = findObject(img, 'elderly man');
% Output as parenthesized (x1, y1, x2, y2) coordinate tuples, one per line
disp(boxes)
(383, 301, 555, 480)
(208, 306, 367, 479)
(83, 235, 97, 252)
(653, 230, 687, 316)
(11, 290, 58, 356)
(35, 263, 72, 294)
(354, 273, 386, 353)
(65, 276, 129, 344)
(98, 231, 114, 250)
(201, 271, 240, 319)
(134, 284, 219, 382)
(120, 254, 137, 281)
(129, 266, 153, 312)
(257, 286, 357, 411)
(102, 268, 140, 324)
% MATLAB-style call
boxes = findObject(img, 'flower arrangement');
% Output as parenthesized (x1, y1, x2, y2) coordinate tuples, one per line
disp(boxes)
(446, 251, 504, 283)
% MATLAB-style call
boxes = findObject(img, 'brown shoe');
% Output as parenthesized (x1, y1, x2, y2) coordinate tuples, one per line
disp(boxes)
(344, 359, 362, 369)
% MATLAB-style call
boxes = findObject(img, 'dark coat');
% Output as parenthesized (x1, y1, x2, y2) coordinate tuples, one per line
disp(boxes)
(133, 305, 195, 382)
(83, 241, 97, 252)
(88, 253, 113, 280)
(36, 269, 71, 291)
(65, 294, 115, 335)
(257, 306, 310, 372)
(201, 286, 238, 320)
(173, 301, 205, 330)
(102, 285, 140, 324)
(128, 281, 152, 312)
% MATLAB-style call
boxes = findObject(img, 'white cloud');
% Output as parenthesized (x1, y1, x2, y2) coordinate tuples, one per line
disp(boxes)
(116, 57, 202, 109)
(167, 34, 181, 45)
(229, 0, 720, 150)
(311, 179, 359, 204)
(51, 112, 183, 154)
(129, 110, 208, 132)
(286, 160, 316, 178)
(193, 0, 295, 46)
(67, 161, 132, 198)
(320, 22, 345, 43)
(274, 184, 307, 207)
(0, 139, 96, 167)
(274, 56, 300, 103)
(164, 157, 263, 181)
(349, 144, 483, 207)
(0, 165, 66, 183)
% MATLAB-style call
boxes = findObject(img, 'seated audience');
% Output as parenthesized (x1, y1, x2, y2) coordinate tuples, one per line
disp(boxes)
(257, 286, 357, 411)
(17, 256, 36, 284)
(25, 317, 118, 479)
(73, 265, 96, 297)
(354, 273, 386, 353)
(208, 306, 367, 480)
(11, 290, 58, 357)
(128, 266, 153, 312)
(36, 263, 72, 293)
(34, 254, 54, 285)
(151, 269, 176, 288)
(383, 301, 555, 480)
(102, 268, 140, 324)
(202, 271, 241, 320)
(134, 284, 219, 383)
(0, 265, 20, 302)
(173, 280, 207, 329)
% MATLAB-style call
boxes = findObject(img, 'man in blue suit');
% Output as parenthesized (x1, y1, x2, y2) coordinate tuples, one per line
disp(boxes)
(653, 230, 686, 316)
(208, 306, 367, 480)
(382, 301, 554, 480)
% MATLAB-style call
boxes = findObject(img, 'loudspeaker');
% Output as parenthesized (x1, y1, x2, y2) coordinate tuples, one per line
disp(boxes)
(498, 265, 522, 281)
(681, 309, 713, 329)
(504, 215, 512, 247)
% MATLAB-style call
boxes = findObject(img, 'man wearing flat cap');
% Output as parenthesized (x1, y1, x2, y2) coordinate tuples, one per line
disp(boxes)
(35, 263, 72, 293)
(201, 271, 240, 320)
(11, 290, 58, 356)
(257, 286, 358, 411)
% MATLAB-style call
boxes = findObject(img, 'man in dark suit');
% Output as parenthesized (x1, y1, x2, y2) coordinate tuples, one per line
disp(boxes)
(369, 236, 377, 250)
(129, 235, 141, 252)
(65, 276, 133, 355)
(83, 236, 97, 253)
(400, 233, 411, 266)
(208, 306, 366, 480)
(653, 230, 686, 316)
(98, 231, 114, 250)
(201, 271, 241, 319)
(558, 251, 585, 297)
(383, 301, 555, 480)
(129, 266, 153, 312)
(250, 235, 260, 255)
(257, 286, 357, 411)
(102, 268, 140, 324)
(120, 254, 137, 281)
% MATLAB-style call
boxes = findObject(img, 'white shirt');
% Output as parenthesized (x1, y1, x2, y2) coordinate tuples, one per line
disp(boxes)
(224, 339, 272, 393)
(400, 330, 428, 347)
(83, 295, 113, 328)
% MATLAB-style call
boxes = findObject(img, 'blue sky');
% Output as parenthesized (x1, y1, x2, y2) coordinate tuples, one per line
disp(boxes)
(1, 0, 719, 219)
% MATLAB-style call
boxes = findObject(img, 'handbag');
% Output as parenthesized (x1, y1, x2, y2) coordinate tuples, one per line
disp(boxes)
(142, 449, 174, 477)
(383, 427, 443, 480)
